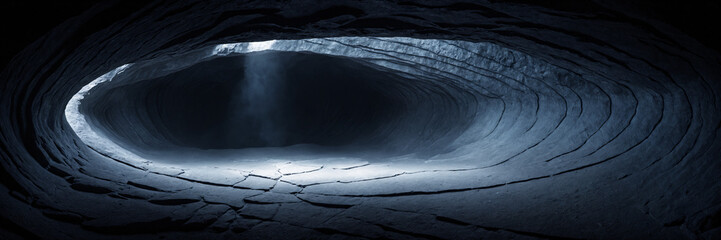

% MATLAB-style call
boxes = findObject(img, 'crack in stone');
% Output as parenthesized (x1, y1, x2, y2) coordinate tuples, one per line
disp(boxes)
(2, 1, 720, 239)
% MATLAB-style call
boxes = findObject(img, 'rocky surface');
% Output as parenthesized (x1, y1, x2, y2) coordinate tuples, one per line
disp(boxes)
(1, 0, 720, 239)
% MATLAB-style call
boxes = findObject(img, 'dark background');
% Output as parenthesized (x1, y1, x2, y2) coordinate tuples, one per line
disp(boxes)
(1, 0, 720, 71)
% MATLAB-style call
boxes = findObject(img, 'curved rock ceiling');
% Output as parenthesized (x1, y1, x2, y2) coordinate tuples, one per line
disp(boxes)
(1, 1, 720, 239)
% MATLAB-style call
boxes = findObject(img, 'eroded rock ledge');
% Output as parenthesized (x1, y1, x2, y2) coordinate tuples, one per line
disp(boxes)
(1, 1, 720, 239)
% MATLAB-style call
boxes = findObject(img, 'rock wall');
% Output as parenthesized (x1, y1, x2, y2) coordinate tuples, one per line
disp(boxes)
(1, 1, 720, 239)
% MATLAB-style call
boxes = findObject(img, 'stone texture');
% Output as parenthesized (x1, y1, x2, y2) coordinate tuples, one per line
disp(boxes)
(1, 0, 720, 239)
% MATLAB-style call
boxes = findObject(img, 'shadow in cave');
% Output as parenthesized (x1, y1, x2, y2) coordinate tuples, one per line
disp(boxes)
(80, 51, 473, 163)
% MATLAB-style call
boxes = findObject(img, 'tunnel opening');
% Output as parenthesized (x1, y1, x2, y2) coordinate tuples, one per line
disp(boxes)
(4, 1, 721, 238)
(78, 50, 475, 161)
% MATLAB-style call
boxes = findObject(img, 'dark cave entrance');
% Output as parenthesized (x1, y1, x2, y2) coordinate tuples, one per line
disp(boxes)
(82, 52, 407, 150)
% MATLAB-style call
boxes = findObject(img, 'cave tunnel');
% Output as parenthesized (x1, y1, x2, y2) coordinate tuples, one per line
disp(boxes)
(1, 1, 721, 239)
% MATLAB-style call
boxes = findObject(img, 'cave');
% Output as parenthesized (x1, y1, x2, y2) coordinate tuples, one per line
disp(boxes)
(1, 1, 720, 239)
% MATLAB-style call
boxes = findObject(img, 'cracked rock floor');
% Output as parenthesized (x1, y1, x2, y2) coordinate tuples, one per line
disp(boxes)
(1, 0, 721, 239)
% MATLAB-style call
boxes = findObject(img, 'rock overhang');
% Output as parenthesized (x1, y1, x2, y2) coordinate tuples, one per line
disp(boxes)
(1, 1, 720, 239)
